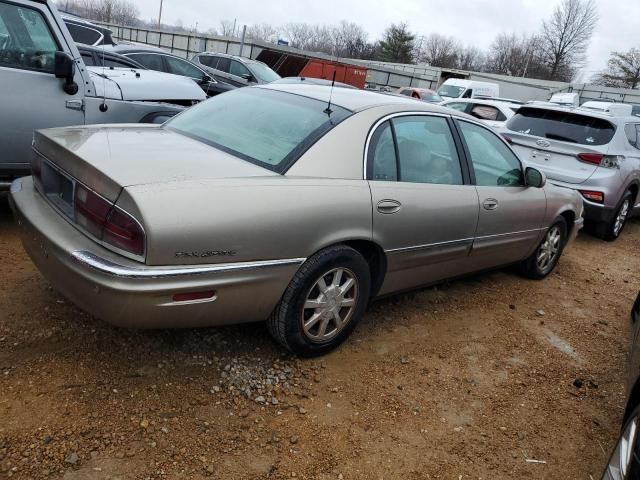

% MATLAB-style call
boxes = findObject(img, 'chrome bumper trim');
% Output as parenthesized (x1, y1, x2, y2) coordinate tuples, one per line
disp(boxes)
(71, 250, 306, 279)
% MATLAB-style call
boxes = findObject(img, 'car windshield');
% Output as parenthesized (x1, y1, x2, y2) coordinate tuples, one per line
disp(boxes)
(248, 62, 281, 83)
(437, 85, 465, 98)
(507, 107, 616, 146)
(166, 88, 351, 172)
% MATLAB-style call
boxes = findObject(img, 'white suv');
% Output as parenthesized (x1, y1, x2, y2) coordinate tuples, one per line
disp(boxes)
(502, 102, 640, 240)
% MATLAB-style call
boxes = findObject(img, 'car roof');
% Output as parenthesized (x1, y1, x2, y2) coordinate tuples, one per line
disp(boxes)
(259, 84, 464, 115)
(271, 77, 356, 89)
(523, 101, 638, 122)
(443, 98, 520, 109)
(110, 43, 171, 55)
(196, 52, 262, 65)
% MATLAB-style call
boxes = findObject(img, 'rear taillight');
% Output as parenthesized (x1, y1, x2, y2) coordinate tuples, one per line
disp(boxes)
(74, 184, 145, 257)
(577, 153, 604, 165)
(579, 190, 604, 203)
(103, 208, 145, 256)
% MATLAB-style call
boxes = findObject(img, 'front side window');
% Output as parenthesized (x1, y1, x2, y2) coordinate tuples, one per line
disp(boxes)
(507, 107, 615, 146)
(0, 3, 58, 73)
(459, 120, 523, 187)
(229, 60, 251, 78)
(166, 88, 351, 172)
(127, 53, 164, 71)
(247, 61, 281, 82)
(370, 116, 463, 185)
(165, 56, 203, 79)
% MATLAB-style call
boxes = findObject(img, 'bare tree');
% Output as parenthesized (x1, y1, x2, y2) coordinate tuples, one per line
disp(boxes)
(455, 45, 485, 71)
(246, 23, 279, 43)
(219, 20, 236, 37)
(417, 33, 459, 68)
(331, 21, 368, 57)
(58, 0, 139, 25)
(593, 48, 640, 89)
(541, 0, 598, 81)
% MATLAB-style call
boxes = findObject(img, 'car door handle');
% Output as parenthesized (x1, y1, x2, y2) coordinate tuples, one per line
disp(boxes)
(377, 199, 402, 214)
(483, 198, 499, 210)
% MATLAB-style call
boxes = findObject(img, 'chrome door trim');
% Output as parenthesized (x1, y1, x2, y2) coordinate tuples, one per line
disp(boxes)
(385, 237, 473, 254)
(363, 111, 450, 180)
(476, 227, 545, 240)
(71, 250, 306, 279)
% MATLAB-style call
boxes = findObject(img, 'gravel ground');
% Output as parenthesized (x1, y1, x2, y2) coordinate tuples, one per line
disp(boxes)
(0, 194, 638, 479)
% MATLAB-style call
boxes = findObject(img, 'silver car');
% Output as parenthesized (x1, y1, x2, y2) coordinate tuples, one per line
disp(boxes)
(10, 85, 584, 356)
(502, 101, 640, 240)
(191, 52, 281, 87)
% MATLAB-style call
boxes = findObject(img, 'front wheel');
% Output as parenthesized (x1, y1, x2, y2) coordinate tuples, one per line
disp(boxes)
(267, 245, 371, 357)
(520, 217, 567, 280)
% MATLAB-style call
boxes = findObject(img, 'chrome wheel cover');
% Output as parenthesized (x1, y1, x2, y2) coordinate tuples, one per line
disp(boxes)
(302, 267, 358, 342)
(536, 226, 561, 271)
(605, 415, 638, 479)
(613, 199, 630, 237)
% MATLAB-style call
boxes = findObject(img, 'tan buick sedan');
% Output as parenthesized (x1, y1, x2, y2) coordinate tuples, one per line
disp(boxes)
(10, 84, 584, 356)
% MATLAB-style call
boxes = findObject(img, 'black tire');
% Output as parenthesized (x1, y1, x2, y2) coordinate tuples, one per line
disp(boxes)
(520, 216, 568, 280)
(598, 190, 633, 242)
(604, 402, 640, 478)
(267, 245, 371, 357)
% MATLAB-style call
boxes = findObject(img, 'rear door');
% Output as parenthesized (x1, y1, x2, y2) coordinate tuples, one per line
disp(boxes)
(456, 119, 546, 266)
(368, 114, 479, 295)
(0, 1, 85, 177)
(505, 106, 615, 184)
(125, 52, 167, 72)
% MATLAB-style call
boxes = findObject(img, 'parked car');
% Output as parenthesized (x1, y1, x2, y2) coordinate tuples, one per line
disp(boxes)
(10, 84, 583, 356)
(602, 291, 640, 479)
(437, 79, 500, 99)
(271, 76, 357, 89)
(191, 52, 281, 87)
(442, 98, 521, 129)
(396, 87, 443, 103)
(61, 14, 116, 46)
(0, 0, 205, 190)
(501, 102, 640, 241)
(109, 44, 230, 97)
(77, 44, 145, 69)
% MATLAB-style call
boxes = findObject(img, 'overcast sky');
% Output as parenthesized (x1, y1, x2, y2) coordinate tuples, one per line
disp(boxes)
(134, 0, 639, 80)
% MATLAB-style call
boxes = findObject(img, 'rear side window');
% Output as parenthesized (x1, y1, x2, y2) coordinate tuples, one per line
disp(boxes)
(507, 107, 615, 146)
(0, 3, 58, 73)
(470, 104, 505, 122)
(370, 116, 463, 185)
(626, 124, 639, 149)
(65, 22, 102, 46)
(165, 56, 203, 79)
(399, 89, 412, 97)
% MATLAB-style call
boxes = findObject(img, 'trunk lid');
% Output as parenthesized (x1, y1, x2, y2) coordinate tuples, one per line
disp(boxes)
(33, 125, 278, 202)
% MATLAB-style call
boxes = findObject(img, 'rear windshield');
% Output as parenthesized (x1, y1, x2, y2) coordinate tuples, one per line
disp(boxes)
(506, 107, 615, 146)
(166, 88, 351, 172)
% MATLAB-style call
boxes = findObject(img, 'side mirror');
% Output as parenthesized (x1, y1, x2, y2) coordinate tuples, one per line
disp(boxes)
(525, 167, 546, 188)
(54, 51, 78, 95)
(241, 73, 256, 82)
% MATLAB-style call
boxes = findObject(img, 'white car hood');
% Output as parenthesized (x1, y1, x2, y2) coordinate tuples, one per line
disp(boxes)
(88, 67, 206, 102)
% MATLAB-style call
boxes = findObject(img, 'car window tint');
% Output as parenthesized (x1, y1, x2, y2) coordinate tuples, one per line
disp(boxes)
(229, 60, 250, 78)
(103, 57, 135, 68)
(165, 55, 203, 79)
(370, 121, 398, 181)
(625, 124, 639, 149)
(391, 116, 463, 185)
(507, 107, 615, 146)
(80, 51, 95, 66)
(212, 57, 230, 73)
(127, 53, 164, 71)
(399, 89, 412, 97)
(470, 105, 500, 121)
(0, 3, 58, 73)
(446, 102, 468, 112)
(166, 88, 351, 172)
(459, 120, 523, 187)
(65, 22, 102, 46)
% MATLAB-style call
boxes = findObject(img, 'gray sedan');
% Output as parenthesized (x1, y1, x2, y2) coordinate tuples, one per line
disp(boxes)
(10, 85, 584, 356)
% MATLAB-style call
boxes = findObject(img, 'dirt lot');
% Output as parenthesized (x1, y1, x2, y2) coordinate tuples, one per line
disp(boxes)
(0, 194, 638, 480)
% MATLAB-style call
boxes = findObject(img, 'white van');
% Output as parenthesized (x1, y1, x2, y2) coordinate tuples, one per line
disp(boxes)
(437, 79, 499, 100)
(549, 93, 580, 107)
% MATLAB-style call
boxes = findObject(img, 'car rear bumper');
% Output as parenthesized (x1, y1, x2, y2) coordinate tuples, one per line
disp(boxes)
(548, 179, 617, 224)
(9, 177, 302, 329)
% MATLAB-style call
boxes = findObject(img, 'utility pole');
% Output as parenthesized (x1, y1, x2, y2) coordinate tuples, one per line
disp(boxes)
(158, 0, 163, 27)
(232, 18, 237, 37)
(239, 25, 247, 56)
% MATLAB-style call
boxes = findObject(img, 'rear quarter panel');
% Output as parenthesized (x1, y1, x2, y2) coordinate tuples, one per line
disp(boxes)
(120, 178, 373, 266)
(543, 183, 583, 229)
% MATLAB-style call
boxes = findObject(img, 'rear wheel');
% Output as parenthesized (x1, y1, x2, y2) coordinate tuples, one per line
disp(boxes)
(599, 190, 633, 242)
(520, 217, 567, 280)
(267, 245, 371, 357)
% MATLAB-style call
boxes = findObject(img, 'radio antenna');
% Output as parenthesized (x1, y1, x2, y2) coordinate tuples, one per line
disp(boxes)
(324, 70, 337, 115)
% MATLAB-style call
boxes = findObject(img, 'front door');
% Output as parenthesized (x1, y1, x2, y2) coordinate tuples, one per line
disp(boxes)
(455, 119, 547, 267)
(0, 1, 85, 177)
(368, 114, 480, 295)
